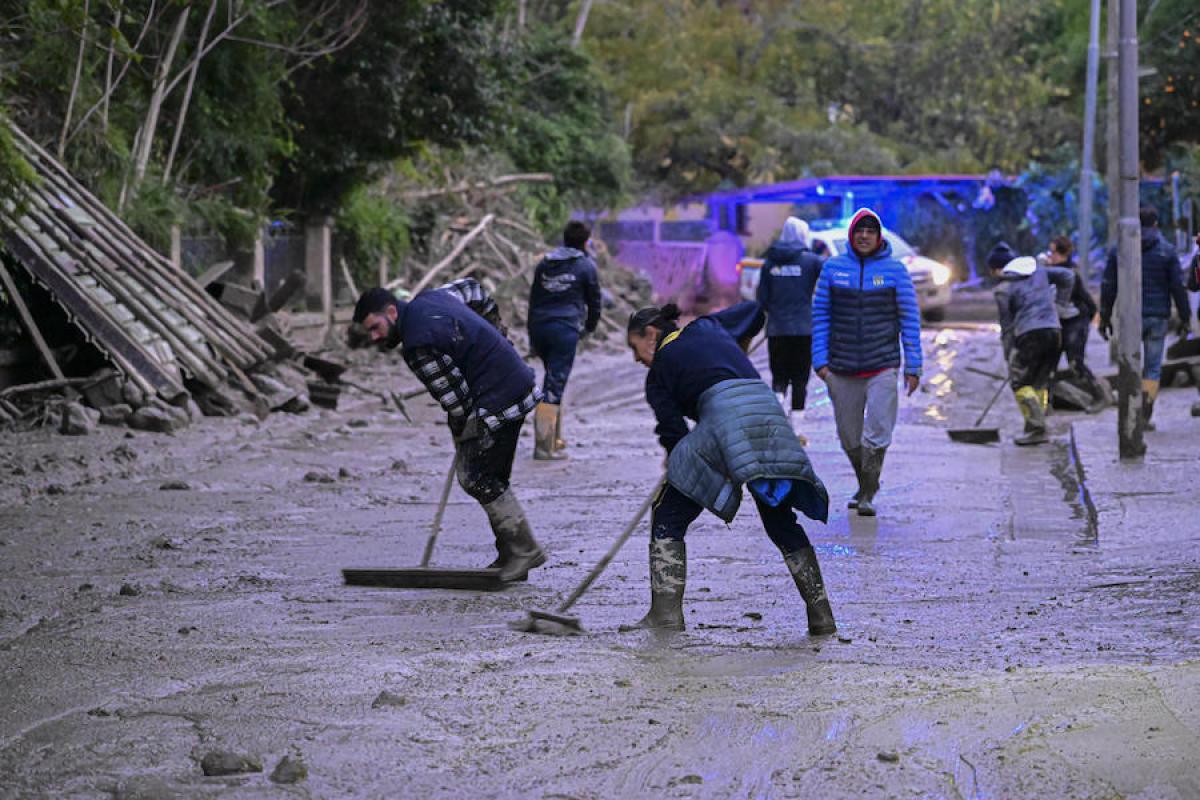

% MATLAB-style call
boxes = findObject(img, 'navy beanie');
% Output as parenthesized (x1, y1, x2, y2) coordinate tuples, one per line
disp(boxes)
(986, 242, 1017, 271)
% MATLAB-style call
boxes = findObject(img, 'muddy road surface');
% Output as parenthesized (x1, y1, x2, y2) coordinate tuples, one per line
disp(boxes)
(1, 326, 1198, 798)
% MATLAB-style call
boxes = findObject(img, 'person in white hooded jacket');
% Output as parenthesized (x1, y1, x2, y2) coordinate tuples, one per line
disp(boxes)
(987, 242, 1076, 446)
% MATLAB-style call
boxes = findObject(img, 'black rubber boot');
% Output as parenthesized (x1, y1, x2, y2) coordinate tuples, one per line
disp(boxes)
(485, 537, 529, 581)
(484, 489, 546, 582)
(845, 447, 864, 509)
(619, 539, 686, 632)
(783, 547, 837, 635)
(856, 447, 887, 517)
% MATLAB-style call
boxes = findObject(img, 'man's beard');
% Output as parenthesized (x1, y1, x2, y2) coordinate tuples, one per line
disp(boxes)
(379, 319, 402, 351)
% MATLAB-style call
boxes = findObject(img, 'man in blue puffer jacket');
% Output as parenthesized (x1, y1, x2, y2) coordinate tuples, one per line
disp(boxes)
(1100, 207, 1191, 430)
(527, 220, 602, 460)
(812, 208, 923, 517)
(757, 216, 823, 444)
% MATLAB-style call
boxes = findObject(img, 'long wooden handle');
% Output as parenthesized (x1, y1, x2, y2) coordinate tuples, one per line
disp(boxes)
(555, 477, 666, 615)
(420, 453, 459, 567)
(973, 379, 1010, 428)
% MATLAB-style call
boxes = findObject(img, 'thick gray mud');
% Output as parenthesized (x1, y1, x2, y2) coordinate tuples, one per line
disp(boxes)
(0, 327, 1197, 798)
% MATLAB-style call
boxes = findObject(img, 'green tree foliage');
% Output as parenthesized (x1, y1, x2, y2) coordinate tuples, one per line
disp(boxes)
(1139, 0, 1200, 167)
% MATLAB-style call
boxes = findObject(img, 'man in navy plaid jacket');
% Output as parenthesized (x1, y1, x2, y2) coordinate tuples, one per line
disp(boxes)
(353, 284, 546, 582)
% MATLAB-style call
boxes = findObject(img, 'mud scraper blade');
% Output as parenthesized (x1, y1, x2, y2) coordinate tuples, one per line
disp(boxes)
(342, 567, 507, 591)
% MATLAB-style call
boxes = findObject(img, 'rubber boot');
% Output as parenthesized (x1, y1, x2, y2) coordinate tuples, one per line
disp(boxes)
(554, 404, 567, 452)
(1084, 373, 1110, 413)
(788, 408, 809, 446)
(783, 547, 837, 635)
(619, 539, 686, 632)
(1142, 379, 1159, 432)
(845, 446, 865, 509)
(856, 446, 887, 517)
(483, 489, 546, 582)
(533, 402, 566, 460)
(1014, 387, 1048, 446)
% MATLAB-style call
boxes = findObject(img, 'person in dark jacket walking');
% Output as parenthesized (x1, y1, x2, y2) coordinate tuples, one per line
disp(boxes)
(352, 286, 546, 582)
(756, 216, 823, 444)
(1046, 236, 1107, 410)
(527, 220, 602, 460)
(1100, 207, 1191, 429)
(812, 209, 923, 517)
(988, 243, 1076, 446)
(622, 301, 834, 636)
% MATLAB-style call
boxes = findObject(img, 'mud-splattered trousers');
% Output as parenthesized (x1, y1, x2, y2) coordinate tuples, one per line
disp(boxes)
(528, 320, 579, 405)
(650, 483, 811, 553)
(454, 419, 524, 505)
(1008, 328, 1061, 394)
(1059, 315, 1099, 386)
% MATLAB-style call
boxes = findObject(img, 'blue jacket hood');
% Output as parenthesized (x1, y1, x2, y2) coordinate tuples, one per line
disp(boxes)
(545, 246, 587, 262)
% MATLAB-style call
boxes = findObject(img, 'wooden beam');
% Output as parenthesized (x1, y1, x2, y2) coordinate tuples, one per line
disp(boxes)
(0, 261, 67, 382)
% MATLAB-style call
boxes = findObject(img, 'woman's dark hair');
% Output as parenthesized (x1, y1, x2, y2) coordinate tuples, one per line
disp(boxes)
(1050, 235, 1073, 257)
(627, 303, 682, 336)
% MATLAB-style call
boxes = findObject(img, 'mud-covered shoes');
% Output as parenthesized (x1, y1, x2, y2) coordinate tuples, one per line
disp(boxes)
(483, 489, 546, 582)
(784, 546, 837, 635)
(619, 539, 686, 632)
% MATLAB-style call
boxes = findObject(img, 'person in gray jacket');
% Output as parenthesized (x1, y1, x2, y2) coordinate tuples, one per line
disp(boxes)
(988, 243, 1076, 446)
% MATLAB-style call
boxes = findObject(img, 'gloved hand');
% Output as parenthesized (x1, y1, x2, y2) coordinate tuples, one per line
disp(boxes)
(1098, 316, 1112, 341)
(448, 414, 480, 444)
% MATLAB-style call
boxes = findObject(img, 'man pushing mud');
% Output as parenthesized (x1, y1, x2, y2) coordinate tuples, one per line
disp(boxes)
(352, 286, 546, 582)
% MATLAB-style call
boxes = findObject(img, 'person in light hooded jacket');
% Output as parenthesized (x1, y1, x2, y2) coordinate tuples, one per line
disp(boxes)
(812, 208, 923, 518)
(756, 216, 823, 444)
(987, 242, 1076, 446)
(527, 220, 602, 460)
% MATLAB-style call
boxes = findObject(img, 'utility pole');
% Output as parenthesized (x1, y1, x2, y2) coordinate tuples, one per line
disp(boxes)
(1115, 0, 1144, 459)
(1105, 0, 1119, 253)
(1078, 0, 1101, 282)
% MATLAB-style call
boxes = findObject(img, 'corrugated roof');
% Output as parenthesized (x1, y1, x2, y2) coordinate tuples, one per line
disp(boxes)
(0, 123, 274, 403)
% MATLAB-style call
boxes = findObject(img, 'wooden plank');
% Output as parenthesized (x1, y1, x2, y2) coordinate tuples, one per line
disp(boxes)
(0, 260, 66, 382)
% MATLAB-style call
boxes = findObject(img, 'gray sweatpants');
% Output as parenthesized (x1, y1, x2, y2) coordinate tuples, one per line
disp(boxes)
(826, 368, 899, 452)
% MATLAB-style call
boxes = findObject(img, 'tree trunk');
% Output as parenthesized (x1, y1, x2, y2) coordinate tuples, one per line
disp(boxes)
(163, 0, 217, 183)
(572, 0, 594, 47)
(124, 5, 190, 205)
(58, 0, 91, 160)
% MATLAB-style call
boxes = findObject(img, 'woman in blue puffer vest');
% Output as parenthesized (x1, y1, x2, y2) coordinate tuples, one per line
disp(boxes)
(620, 300, 834, 637)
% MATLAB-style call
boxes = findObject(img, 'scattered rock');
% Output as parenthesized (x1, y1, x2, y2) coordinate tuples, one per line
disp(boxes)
(149, 536, 178, 550)
(121, 381, 146, 409)
(390, 459, 409, 472)
(77, 583, 94, 592)
(837, 636, 853, 644)
(677, 775, 703, 785)
(128, 406, 181, 433)
(237, 412, 260, 426)
(86, 706, 113, 717)
(178, 626, 197, 635)
(159, 480, 191, 491)
(118, 583, 141, 597)
(45, 484, 67, 496)
(338, 467, 353, 479)
(877, 751, 900, 763)
(59, 401, 100, 435)
(371, 690, 408, 709)
(280, 394, 310, 414)
(110, 444, 137, 462)
(99, 404, 133, 426)
(743, 611, 763, 621)
(269, 754, 308, 785)
(613, 679, 632, 688)
(347, 418, 369, 428)
(199, 750, 263, 776)
(304, 471, 335, 484)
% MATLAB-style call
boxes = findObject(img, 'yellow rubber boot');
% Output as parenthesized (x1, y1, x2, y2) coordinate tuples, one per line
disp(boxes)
(1014, 386, 1048, 446)
(554, 404, 567, 452)
(533, 402, 566, 460)
(1142, 379, 1160, 431)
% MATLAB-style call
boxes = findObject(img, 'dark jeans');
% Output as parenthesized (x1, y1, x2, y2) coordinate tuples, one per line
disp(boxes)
(1059, 315, 1095, 379)
(650, 483, 811, 553)
(529, 320, 579, 405)
(455, 419, 523, 504)
(767, 335, 812, 409)
(1009, 328, 1061, 392)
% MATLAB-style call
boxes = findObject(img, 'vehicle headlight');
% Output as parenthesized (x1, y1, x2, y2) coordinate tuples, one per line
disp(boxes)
(929, 263, 952, 286)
